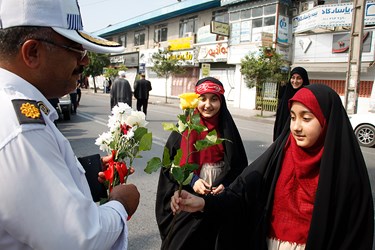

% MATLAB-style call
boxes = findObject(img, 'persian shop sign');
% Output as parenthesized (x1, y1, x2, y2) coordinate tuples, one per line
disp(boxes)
(198, 43, 228, 62)
(169, 50, 197, 66)
(293, 1, 375, 33)
(210, 21, 229, 37)
(109, 52, 139, 67)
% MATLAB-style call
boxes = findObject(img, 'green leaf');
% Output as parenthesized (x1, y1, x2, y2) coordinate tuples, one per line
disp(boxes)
(194, 130, 224, 151)
(182, 172, 194, 185)
(177, 114, 187, 124)
(205, 130, 218, 143)
(171, 167, 184, 184)
(194, 140, 210, 151)
(173, 149, 182, 166)
(139, 132, 152, 151)
(190, 123, 207, 133)
(183, 163, 199, 172)
(162, 122, 178, 131)
(177, 120, 188, 133)
(144, 157, 163, 174)
(162, 147, 172, 167)
(134, 127, 147, 141)
(191, 113, 201, 125)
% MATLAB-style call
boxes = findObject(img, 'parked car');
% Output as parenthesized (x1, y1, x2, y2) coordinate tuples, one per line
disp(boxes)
(59, 94, 72, 120)
(349, 113, 375, 147)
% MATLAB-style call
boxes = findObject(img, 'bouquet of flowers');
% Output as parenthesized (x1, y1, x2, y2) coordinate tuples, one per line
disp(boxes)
(96, 103, 152, 198)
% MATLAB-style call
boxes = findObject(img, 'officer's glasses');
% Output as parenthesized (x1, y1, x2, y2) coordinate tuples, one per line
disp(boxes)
(35, 39, 87, 61)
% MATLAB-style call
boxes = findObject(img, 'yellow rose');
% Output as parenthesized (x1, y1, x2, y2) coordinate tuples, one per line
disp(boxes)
(179, 92, 200, 110)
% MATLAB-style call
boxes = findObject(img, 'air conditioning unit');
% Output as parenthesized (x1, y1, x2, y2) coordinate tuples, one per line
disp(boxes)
(184, 32, 194, 38)
(301, 0, 315, 11)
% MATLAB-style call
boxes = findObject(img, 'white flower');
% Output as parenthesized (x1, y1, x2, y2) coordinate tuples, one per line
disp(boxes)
(126, 110, 148, 127)
(111, 102, 132, 116)
(95, 131, 112, 152)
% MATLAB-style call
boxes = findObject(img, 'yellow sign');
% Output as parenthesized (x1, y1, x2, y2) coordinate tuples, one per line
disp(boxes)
(201, 63, 210, 77)
(168, 37, 194, 51)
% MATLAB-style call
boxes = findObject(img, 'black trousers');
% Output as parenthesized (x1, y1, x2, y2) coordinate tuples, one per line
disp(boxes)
(136, 98, 149, 115)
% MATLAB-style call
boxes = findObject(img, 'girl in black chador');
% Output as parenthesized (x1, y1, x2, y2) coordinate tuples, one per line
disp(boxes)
(172, 84, 374, 250)
(156, 77, 248, 250)
(273, 66, 310, 141)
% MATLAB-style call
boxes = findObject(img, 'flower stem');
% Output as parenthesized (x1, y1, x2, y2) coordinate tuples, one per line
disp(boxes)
(164, 184, 183, 248)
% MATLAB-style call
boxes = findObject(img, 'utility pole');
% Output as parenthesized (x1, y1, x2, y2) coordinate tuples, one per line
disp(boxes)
(344, 0, 366, 114)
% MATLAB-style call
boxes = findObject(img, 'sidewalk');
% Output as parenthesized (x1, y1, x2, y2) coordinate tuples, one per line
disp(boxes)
(148, 95, 276, 124)
(81, 88, 276, 124)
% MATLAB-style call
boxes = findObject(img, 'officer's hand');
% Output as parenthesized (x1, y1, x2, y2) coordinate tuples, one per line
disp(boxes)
(109, 184, 140, 217)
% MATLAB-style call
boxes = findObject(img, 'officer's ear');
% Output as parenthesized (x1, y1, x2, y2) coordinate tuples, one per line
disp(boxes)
(20, 39, 43, 69)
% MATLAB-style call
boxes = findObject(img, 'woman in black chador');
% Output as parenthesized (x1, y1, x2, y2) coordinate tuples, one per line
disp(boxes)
(156, 77, 248, 250)
(172, 84, 374, 250)
(273, 66, 310, 141)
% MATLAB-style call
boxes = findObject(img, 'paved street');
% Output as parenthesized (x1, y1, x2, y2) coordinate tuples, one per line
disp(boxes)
(58, 88, 375, 249)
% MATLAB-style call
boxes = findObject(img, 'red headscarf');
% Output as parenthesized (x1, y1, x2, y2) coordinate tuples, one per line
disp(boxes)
(269, 88, 326, 244)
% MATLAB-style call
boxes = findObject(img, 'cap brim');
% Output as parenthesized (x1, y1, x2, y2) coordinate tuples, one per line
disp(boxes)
(52, 27, 125, 54)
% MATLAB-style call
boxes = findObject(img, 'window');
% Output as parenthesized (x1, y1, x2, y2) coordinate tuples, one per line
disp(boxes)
(264, 16, 275, 26)
(229, 4, 277, 45)
(212, 9, 229, 23)
(264, 5, 276, 15)
(134, 30, 145, 46)
(252, 18, 263, 28)
(154, 24, 168, 42)
(179, 16, 198, 37)
(118, 34, 126, 48)
(241, 9, 251, 19)
(229, 11, 240, 21)
(252, 7, 263, 17)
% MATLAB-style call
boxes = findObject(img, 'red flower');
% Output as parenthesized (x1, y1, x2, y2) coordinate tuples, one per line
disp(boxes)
(103, 163, 114, 192)
(103, 150, 129, 192)
(114, 161, 128, 184)
(120, 123, 132, 135)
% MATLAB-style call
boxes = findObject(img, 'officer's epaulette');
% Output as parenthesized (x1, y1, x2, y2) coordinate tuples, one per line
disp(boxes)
(12, 99, 46, 125)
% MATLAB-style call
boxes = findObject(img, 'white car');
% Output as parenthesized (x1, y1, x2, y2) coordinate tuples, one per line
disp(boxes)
(59, 94, 72, 121)
(349, 113, 375, 147)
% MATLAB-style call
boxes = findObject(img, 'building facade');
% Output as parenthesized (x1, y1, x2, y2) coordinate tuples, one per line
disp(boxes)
(94, 0, 375, 114)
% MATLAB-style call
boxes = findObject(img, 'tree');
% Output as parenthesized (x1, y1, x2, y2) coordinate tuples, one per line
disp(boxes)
(82, 52, 110, 93)
(240, 46, 288, 116)
(103, 65, 127, 82)
(151, 46, 186, 103)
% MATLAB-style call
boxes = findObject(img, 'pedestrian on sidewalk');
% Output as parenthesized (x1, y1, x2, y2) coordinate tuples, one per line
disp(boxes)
(110, 71, 132, 110)
(0, 0, 140, 248)
(273, 66, 310, 141)
(171, 84, 373, 249)
(134, 73, 152, 115)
